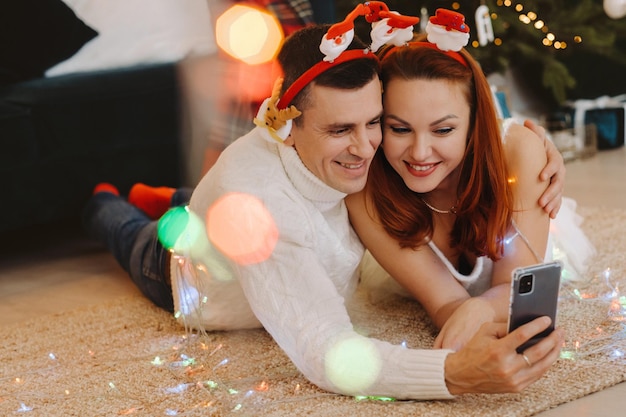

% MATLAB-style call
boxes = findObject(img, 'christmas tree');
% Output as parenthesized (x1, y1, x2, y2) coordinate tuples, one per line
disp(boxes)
(335, 0, 626, 111)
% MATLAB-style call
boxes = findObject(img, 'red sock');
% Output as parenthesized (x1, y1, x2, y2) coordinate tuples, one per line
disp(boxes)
(93, 183, 120, 196)
(128, 183, 176, 220)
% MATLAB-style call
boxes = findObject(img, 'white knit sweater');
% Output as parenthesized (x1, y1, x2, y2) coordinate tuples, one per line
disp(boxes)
(170, 127, 453, 400)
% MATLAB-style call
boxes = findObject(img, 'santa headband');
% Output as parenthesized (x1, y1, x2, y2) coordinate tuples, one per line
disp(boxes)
(254, 4, 470, 144)
(278, 2, 423, 109)
(403, 9, 470, 67)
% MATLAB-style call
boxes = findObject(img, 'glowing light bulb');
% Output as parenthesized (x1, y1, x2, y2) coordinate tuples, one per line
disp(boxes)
(216, 5, 284, 65)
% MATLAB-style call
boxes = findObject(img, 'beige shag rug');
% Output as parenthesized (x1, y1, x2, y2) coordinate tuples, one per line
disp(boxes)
(1, 206, 625, 417)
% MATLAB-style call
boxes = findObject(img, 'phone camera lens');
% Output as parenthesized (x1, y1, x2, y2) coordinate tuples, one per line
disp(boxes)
(519, 274, 534, 294)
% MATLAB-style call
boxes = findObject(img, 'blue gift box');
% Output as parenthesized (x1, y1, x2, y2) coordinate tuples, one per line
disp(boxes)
(564, 98, 626, 151)
(584, 107, 625, 150)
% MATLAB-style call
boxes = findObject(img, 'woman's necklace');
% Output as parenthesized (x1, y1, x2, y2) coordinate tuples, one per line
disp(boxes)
(421, 198, 456, 215)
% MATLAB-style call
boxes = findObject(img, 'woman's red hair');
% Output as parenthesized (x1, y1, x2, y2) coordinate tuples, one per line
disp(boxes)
(367, 39, 514, 260)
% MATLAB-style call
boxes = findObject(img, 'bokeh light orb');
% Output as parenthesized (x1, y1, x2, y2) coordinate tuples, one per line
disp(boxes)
(325, 336, 382, 393)
(216, 5, 283, 65)
(206, 192, 279, 265)
(604, 0, 626, 19)
(157, 206, 205, 254)
(158, 206, 189, 250)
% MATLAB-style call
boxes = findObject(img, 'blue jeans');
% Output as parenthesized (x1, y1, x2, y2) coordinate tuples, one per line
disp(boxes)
(82, 189, 192, 312)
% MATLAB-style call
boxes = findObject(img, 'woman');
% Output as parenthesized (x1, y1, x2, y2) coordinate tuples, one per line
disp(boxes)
(346, 9, 592, 352)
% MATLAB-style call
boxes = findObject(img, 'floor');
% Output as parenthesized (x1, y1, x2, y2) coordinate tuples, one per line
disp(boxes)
(1, 146, 625, 416)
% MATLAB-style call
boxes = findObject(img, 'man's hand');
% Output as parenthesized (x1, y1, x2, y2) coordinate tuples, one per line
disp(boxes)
(443, 316, 564, 395)
(524, 119, 565, 219)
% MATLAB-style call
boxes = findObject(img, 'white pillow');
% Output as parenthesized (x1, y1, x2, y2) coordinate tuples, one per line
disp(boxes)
(46, 0, 216, 76)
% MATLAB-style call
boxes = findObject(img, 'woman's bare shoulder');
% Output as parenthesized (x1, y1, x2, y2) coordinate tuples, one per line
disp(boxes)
(503, 121, 548, 176)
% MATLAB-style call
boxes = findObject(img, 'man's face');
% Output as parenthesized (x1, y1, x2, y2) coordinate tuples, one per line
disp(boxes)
(382, 77, 470, 197)
(286, 77, 383, 195)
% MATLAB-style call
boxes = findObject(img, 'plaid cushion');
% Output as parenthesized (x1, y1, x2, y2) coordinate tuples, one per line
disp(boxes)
(244, 0, 314, 34)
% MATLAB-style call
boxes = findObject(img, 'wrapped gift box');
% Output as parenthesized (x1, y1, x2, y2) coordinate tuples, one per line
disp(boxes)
(565, 96, 625, 150)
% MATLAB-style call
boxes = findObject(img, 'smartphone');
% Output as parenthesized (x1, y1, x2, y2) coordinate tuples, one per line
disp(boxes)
(507, 261, 562, 353)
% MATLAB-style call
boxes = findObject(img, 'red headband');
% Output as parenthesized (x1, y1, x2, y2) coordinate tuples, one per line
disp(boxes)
(277, 49, 379, 110)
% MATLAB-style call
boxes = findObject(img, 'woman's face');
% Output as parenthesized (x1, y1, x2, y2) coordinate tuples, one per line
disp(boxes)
(382, 77, 471, 196)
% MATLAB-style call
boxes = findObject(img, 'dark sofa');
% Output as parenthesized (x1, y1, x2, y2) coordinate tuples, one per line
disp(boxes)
(0, 62, 182, 233)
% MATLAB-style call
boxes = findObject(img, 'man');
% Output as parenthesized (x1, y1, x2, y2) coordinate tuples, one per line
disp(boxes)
(84, 20, 564, 399)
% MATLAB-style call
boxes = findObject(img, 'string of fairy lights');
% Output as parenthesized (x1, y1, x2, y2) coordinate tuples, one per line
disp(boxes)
(496, 0, 581, 50)
(444, 1, 584, 50)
